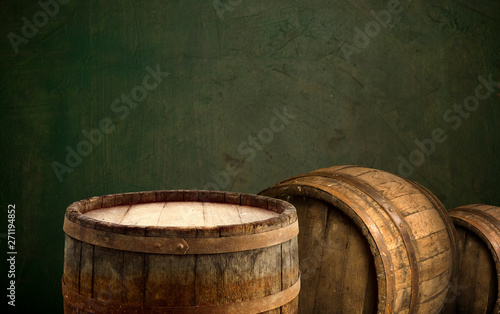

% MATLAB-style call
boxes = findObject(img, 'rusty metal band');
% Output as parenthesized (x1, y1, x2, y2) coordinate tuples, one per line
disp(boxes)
(63, 217, 298, 254)
(268, 180, 396, 313)
(285, 170, 420, 313)
(62, 276, 300, 314)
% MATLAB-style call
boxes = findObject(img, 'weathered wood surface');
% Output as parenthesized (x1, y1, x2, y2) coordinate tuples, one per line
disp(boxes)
(445, 204, 500, 314)
(62, 190, 299, 313)
(85, 201, 279, 227)
(259, 165, 458, 314)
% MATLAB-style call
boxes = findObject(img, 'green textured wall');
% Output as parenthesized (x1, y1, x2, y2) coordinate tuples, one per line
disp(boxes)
(1, 0, 499, 312)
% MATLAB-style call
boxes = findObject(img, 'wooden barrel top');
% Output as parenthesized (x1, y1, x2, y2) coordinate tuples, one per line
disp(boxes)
(85, 202, 279, 227)
(63, 190, 298, 255)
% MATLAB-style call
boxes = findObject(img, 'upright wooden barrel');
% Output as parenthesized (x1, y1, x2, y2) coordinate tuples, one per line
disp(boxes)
(62, 190, 300, 313)
(259, 165, 458, 314)
(446, 204, 500, 314)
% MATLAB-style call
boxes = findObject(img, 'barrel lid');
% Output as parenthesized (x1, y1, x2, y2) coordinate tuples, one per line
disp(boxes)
(63, 190, 298, 254)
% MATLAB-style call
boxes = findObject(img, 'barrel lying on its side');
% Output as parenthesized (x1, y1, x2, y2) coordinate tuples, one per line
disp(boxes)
(447, 204, 500, 314)
(259, 165, 458, 314)
(62, 190, 300, 314)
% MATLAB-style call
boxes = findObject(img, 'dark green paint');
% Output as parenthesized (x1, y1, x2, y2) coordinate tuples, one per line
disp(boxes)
(0, 0, 499, 312)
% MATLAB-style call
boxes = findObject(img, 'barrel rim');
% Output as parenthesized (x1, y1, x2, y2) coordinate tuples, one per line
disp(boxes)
(450, 204, 500, 262)
(64, 190, 297, 238)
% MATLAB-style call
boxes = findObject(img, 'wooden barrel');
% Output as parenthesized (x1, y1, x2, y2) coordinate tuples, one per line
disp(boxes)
(446, 204, 500, 313)
(62, 190, 300, 313)
(259, 165, 458, 314)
